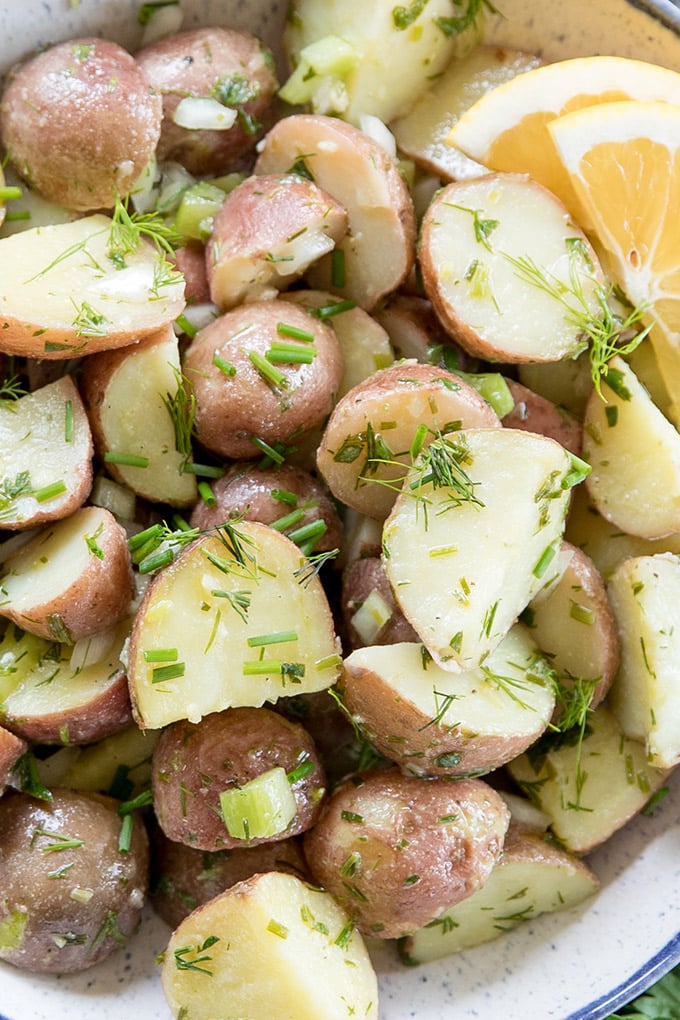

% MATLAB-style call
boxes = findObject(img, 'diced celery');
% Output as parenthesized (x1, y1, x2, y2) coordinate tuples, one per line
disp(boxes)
(220, 766, 297, 840)
(351, 588, 393, 644)
(173, 181, 226, 242)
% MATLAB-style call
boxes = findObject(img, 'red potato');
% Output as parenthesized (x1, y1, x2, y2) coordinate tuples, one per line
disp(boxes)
(206, 174, 348, 310)
(255, 114, 416, 310)
(341, 556, 419, 651)
(503, 378, 582, 456)
(136, 27, 278, 175)
(0, 725, 26, 794)
(188, 462, 342, 553)
(303, 768, 510, 938)
(375, 294, 476, 369)
(0, 789, 149, 973)
(173, 243, 211, 305)
(184, 299, 343, 459)
(0, 39, 161, 211)
(152, 707, 326, 851)
(0, 506, 133, 644)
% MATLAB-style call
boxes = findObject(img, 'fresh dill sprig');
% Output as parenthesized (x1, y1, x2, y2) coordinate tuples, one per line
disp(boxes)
(294, 547, 339, 587)
(108, 195, 182, 269)
(410, 435, 485, 511)
(435, 0, 499, 37)
(161, 367, 195, 468)
(0, 375, 26, 410)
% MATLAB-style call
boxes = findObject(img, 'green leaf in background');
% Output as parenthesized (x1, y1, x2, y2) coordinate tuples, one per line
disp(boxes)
(608, 963, 680, 1019)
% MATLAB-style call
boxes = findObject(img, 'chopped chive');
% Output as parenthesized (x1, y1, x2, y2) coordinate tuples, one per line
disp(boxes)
(183, 462, 225, 478)
(312, 299, 356, 320)
(410, 423, 429, 460)
(315, 653, 342, 671)
(331, 247, 346, 288)
(139, 548, 175, 574)
(250, 436, 286, 464)
(287, 759, 315, 783)
(64, 400, 73, 443)
(276, 322, 315, 343)
(118, 814, 133, 853)
(533, 544, 557, 579)
(152, 661, 186, 683)
(287, 519, 327, 545)
(104, 452, 149, 468)
(198, 481, 217, 506)
(127, 524, 164, 551)
(247, 631, 298, 647)
(212, 352, 237, 376)
(34, 480, 66, 503)
(266, 342, 317, 364)
(429, 545, 457, 557)
(243, 659, 284, 675)
(0, 186, 22, 201)
(143, 648, 178, 663)
(270, 508, 306, 532)
(174, 314, 198, 340)
(271, 488, 298, 506)
(569, 602, 594, 625)
(4, 210, 31, 222)
(249, 350, 288, 389)
(267, 919, 289, 939)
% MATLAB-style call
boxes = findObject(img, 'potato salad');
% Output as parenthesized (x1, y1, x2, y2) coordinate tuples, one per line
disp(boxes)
(0, 1, 678, 1018)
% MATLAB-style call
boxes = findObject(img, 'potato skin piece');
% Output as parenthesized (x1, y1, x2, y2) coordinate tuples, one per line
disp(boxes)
(303, 768, 509, 938)
(150, 825, 308, 929)
(152, 707, 326, 851)
(188, 462, 342, 552)
(0, 789, 149, 973)
(184, 300, 343, 459)
(1, 39, 161, 211)
(136, 27, 278, 175)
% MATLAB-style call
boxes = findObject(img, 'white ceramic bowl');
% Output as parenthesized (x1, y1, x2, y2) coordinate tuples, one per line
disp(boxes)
(1, 2, 680, 1019)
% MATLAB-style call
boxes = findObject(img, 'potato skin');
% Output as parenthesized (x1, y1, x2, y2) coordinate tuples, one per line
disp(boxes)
(503, 378, 582, 456)
(1, 39, 161, 211)
(341, 556, 418, 650)
(136, 27, 278, 175)
(188, 462, 342, 552)
(0, 725, 26, 794)
(0, 789, 149, 973)
(150, 824, 308, 929)
(184, 300, 343, 459)
(152, 707, 326, 850)
(303, 768, 509, 938)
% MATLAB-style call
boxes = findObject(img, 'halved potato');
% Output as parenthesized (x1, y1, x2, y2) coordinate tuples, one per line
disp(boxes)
(0, 505, 133, 643)
(341, 626, 555, 777)
(161, 871, 378, 1020)
(80, 325, 198, 507)
(0, 618, 132, 745)
(420, 173, 603, 362)
(401, 822, 598, 963)
(508, 705, 668, 853)
(317, 361, 500, 521)
(583, 355, 680, 539)
(607, 553, 680, 769)
(0, 376, 92, 530)
(0, 215, 185, 358)
(383, 428, 578, 671)
(255, 114, 416, 310)
(127, 521, 342, 729)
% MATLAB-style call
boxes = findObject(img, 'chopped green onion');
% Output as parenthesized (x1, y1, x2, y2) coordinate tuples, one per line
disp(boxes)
(212, 352, 237, 376)
(271, 488, 298, 506)
(33, 480, 66, 503)
(219, 766, 297, 840)
(251, 436, 286, 464)
(4, 210, 30, 222)
(249, 350, 288, 390)
(287, 519, 327, 546)
(0, 186, 22, 202)
(104, 452, 149, 468)
(247, 631, 298, 647)
(243, 660, 284, 675)
(182, 462, 225, 478)
(151, 661, 186, 683)
(270, 508, 306, 532)
(276, 322, 315, 343)
(143, 648, 178, 662)
(198, 481, 217, 506)
(331, 247, 345, 288)
(175, 314, 198, 340)
(311, 299, 356, 319)
(139, 548, 175, 574)
(118, 814, 133, 853)
(128, 523, 164, 552)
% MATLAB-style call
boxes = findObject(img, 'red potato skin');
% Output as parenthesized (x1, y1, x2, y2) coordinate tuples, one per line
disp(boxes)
(0, 725, 26, 794)
(183, 300, 343, 459)
(375, 295, 478, 370)
(173, 243, 211, 305)
(136, 27, 278, 175)
(152, 707, 327, 851)
(303, 768, 510, 938)
(0, 789, 149, 973)
(188, 461, 342, 552)
(341, 556, 419, 651)
(0, 39, 161, 211)
(503, 378, 582, 457)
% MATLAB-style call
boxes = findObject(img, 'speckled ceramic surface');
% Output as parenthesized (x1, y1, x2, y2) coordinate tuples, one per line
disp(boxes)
(1, 1, 680, 1019)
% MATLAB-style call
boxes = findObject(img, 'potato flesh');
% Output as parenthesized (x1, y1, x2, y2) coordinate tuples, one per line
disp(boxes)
(403, 826, 598, 962)
(508, 706, 667, 853)
(161, 872, 378, 1020)
(383, 428, 574, 671)
(608, 554, 680, 768)
(583, 355, 680, 538)
(128, 523, 341, 728)
(421, 175, 601, 361)
(0, 376, 91, 527)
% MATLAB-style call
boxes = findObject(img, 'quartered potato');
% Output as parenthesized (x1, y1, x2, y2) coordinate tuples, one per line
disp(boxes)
(0, 376, 92, 530)
(383, 428, 581, 671)
(0, 215, 185, 358)
(127, 521, 342, 728)
(81, 325, 198, 507)
(401, 822, 598, 963)
(255, 114, 416, 309)
(341, 627, 556, 777)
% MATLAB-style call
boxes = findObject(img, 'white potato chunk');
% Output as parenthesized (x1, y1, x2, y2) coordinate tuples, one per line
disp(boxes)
(81, 325, 197, 507)
(391, 46, 542, 181)
(341, 626, 555, 776)
(283, 0, 483, 125)
(255, 114, 416, 310)
(0, 215, 185, 358)
(526, 541, 619, 712)
(0, 376, 92, 529)
(508, 705, 668, 853)
(127, 522, 341, 729)
(0, 506, 133, 643)
(401, 823, 598, 963)
(161, 871, 378, 1020)
(383, 428, 578, 671)
(583, 355, 680, 539)
(420, 173, 603, 362)
(607, 553, 680, 769)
